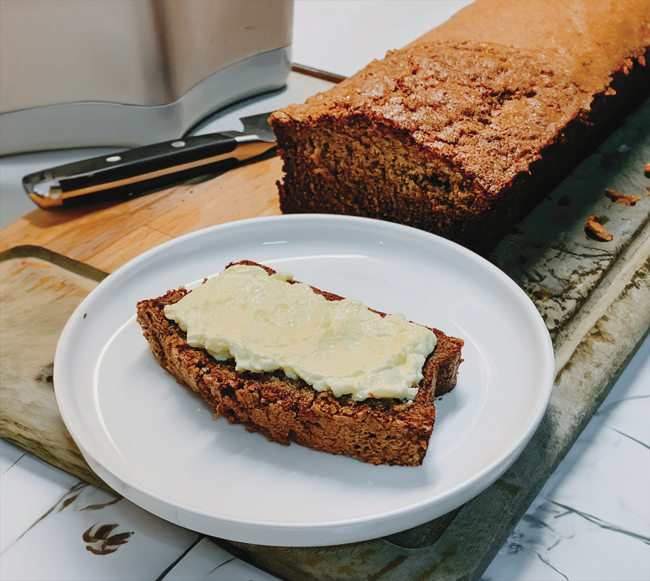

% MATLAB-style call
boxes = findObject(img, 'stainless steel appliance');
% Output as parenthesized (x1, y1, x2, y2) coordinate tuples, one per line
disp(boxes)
(0, 0, 293, 155)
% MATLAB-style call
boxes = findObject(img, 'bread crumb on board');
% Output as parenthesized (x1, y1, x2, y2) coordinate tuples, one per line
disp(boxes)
(605, 188, 640, 206)
(585, 215, 614, 241)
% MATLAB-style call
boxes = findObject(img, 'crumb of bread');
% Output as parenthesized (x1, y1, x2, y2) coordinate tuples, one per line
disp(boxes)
(605, 188, 640, 206)
(585, 215, 614, 241)
(645, 163, 650, 178)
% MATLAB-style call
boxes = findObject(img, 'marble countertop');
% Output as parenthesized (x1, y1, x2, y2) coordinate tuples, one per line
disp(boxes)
(1, 2, 648, 580)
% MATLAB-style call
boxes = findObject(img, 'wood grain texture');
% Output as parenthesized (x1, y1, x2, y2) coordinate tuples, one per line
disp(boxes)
(0, 156, 283, 274)
(0, 155, 282, 489)
(0, 253, 109, 489)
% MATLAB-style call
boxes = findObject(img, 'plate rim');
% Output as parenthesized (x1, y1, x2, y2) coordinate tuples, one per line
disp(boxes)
(54, 214, 555, 546)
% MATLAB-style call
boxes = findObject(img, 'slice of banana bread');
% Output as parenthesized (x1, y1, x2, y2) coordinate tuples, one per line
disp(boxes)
(136, 261, 463, 466)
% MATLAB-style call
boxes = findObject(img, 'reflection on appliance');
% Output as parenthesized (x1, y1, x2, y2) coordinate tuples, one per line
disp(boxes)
(0, 0, 293, 155)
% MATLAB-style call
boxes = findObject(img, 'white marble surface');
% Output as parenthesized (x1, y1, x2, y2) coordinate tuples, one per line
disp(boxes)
(1, 2, 649, 580)
(483, 334, 650, 581)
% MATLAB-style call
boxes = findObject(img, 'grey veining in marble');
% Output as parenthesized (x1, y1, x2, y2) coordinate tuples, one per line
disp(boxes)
(482, 336, 649, 581)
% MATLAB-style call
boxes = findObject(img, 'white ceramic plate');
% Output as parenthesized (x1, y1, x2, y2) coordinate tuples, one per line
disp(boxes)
(54, 215, 554, 547)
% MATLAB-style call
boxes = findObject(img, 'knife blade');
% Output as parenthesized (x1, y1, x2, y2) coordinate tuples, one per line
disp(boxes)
(22, 112, 276, 210)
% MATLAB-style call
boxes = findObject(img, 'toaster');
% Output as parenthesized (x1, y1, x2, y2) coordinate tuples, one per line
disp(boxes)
(0, 0, 293, 155)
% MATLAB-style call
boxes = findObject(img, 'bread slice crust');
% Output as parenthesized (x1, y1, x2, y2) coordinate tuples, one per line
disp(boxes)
(136, 261, 464, 466)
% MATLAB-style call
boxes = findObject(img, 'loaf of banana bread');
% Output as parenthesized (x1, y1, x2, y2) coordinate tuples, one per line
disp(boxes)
(270, 0, 650, 254)
(136, 261, 464, 466)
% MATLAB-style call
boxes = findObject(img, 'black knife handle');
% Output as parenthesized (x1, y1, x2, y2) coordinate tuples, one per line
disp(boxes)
(22, 132, 272, 209)
(62, 133, 238, 190)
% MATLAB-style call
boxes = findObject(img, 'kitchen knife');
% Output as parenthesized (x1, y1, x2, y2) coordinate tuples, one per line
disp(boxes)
(22, 112, 276, 209)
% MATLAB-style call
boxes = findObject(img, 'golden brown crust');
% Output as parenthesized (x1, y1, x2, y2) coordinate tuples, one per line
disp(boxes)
(408, 0, 650, 96)
(585, 214, 614, 241)
(605, 188, 640, 206)
(136, 261, 464, 466)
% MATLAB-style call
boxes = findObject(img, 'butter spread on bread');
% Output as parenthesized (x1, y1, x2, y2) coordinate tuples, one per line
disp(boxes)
(164, 264, 436, 401)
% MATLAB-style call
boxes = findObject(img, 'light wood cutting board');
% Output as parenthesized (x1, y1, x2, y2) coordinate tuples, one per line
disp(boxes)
(0, 156, 283, 273)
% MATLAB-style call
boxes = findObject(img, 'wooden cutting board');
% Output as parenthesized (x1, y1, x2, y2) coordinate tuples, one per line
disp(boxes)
(0, 156, 283, 273)
(1, 99, 649, 581)
(0, 156, 283, 490)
